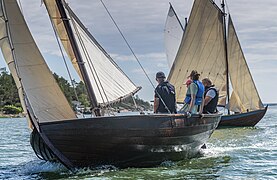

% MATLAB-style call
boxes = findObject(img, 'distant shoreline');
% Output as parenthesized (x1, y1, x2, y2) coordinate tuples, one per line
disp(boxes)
(265, 103, 277, 106)
(0, 114, 25, 118)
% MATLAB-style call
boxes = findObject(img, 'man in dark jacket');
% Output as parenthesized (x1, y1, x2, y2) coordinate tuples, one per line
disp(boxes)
(202, 78, 219, 114)
(154, 72, 176, 113)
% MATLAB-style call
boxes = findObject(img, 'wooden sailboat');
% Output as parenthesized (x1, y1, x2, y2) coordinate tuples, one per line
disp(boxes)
(166, 0, 267, 127)
(0, 0, 220, 170)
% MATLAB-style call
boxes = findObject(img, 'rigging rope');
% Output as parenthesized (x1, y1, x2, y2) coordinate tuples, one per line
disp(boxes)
(18, 0, 24, 15)
(99, 0, 171, 114)
(132, 95, 139, 111)
(67, 9, 114, 116)
(47, 12, 84, 117)
(224, 0, 231, 14)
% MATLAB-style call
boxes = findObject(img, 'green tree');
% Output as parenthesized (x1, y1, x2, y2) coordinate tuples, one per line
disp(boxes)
(2, 105, 23, 114)
(75, 81, 90, 107)
(0, 71, 20, 107)
(53, 73, 75, 104)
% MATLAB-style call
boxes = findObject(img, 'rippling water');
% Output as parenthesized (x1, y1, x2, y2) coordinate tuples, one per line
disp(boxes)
(1, 107, 276, 179)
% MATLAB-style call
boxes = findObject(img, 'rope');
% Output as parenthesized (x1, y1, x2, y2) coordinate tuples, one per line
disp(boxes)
(99, 0, 171, 114)
(224, 0, 230, 14)
(18, 0, 24, 15)
(67, 10, 114, 115)
(48, 12, 84, 117)
(132, 95, 139, 111)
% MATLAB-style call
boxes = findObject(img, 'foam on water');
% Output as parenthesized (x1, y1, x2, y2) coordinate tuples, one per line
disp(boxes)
(19, 160, 66, 175)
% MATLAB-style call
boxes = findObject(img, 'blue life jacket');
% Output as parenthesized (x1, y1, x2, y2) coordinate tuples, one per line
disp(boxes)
(184, 80, 204, 105)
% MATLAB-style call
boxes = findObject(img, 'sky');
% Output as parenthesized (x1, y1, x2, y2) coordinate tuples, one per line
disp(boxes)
(0, 0, 277, 103)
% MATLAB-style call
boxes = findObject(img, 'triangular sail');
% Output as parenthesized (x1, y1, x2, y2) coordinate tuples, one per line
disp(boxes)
(227, 15, 263, 112)
(164, 4, 184, 68)
(43, 0, 140, 106)
(168, 0, 227, 105)
(0, 0, 76, 123)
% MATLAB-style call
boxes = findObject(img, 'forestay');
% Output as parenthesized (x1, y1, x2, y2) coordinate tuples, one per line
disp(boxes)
(164, 4, 184, 69)
(0, 0, 76, 123)
(43, 0, 140, 106)
(227, 16, 263, 112)
(168, 0, 227, 104)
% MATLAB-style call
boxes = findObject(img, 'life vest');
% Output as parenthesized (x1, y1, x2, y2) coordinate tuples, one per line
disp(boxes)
(184, 80, 204, 105)
(203, 86, 219, 114)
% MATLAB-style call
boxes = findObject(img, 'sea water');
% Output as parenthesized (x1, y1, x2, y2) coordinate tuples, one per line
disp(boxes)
(0, 107, 276, 179)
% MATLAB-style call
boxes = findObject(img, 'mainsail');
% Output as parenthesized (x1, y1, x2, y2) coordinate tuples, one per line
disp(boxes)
(0, 0, 76, 123)
(227, 15, 263, 112)
(164, 4, 184, 68)
(43, 0, 140, 107)
(168, 0, 227, 105)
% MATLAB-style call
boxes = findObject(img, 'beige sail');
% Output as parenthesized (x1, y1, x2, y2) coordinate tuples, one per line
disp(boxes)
(42, 0, 83, 80)
(0, 0, 76, 123)
(227, 16, 263, 112)
(0, 5, 28, 125)
(43, 0, 140, 106)
(168, 0, 227, 104)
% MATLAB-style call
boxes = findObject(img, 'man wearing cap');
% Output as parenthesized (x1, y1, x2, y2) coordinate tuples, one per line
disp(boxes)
(154, 71, 176, 114)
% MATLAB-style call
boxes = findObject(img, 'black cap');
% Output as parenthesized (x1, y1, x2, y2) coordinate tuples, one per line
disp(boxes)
(156, 71, 166, 78)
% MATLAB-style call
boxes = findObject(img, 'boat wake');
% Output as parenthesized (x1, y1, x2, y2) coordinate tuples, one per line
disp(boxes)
(15, 160, 119, 179)
(19, 160, 67, 175)
(160, 161, 176, 167)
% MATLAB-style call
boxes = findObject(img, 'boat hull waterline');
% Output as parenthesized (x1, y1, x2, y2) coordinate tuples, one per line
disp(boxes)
(30, 114, 221, 169)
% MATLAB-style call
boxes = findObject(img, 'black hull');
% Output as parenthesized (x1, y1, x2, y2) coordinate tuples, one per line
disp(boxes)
(219, 106, 268, 127)
(30, 114, 221, 169)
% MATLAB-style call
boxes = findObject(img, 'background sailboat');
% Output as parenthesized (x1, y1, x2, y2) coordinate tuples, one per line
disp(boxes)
(219, 15, 267, 126)
(1, 0, 220, 170)
(166, 0, 267, 127)
(164, 3, 185, 69)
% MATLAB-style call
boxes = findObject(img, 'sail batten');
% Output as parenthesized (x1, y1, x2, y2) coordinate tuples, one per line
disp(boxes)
(168, 0, 226, 105)
(43, 0, 140, 106)
(0, 0, 76, 123)
(227, 15, 263, 112)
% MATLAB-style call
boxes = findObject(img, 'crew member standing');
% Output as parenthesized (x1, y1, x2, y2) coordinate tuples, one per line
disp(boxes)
(180, 70, 204, 114)
(154, 72, 176, 114)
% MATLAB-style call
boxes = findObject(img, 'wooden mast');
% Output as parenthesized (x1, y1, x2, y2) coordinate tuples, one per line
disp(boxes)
(221, 0, 230, 115)
(55, 0, 101, 116)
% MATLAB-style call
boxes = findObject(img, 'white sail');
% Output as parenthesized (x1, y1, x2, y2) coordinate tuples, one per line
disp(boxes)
(0, 0, 76, 123)
(227, 16, 263, 112)
(164, 4, 184, 68)
(168, 0, 227, 104)
(43, 0, 140, 106)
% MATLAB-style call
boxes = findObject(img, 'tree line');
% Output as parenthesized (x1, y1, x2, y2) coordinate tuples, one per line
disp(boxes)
(0, 71, 151, 114)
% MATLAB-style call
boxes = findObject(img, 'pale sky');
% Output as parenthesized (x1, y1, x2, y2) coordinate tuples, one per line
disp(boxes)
(1, 0, 277, 103)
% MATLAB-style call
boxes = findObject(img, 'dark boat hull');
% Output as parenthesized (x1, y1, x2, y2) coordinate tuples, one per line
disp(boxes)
(219, 106, 267, 127)
(30, 114, 221, 169)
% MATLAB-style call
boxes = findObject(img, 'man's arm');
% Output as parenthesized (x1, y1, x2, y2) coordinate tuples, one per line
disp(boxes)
(188, 94, 196, 113)
(199, 94, 205, 114)
(204, 96, 213, 105)
(154, 98, 159, 113)
(188, 83, 197, 113)
(204, 89, 216, 105)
